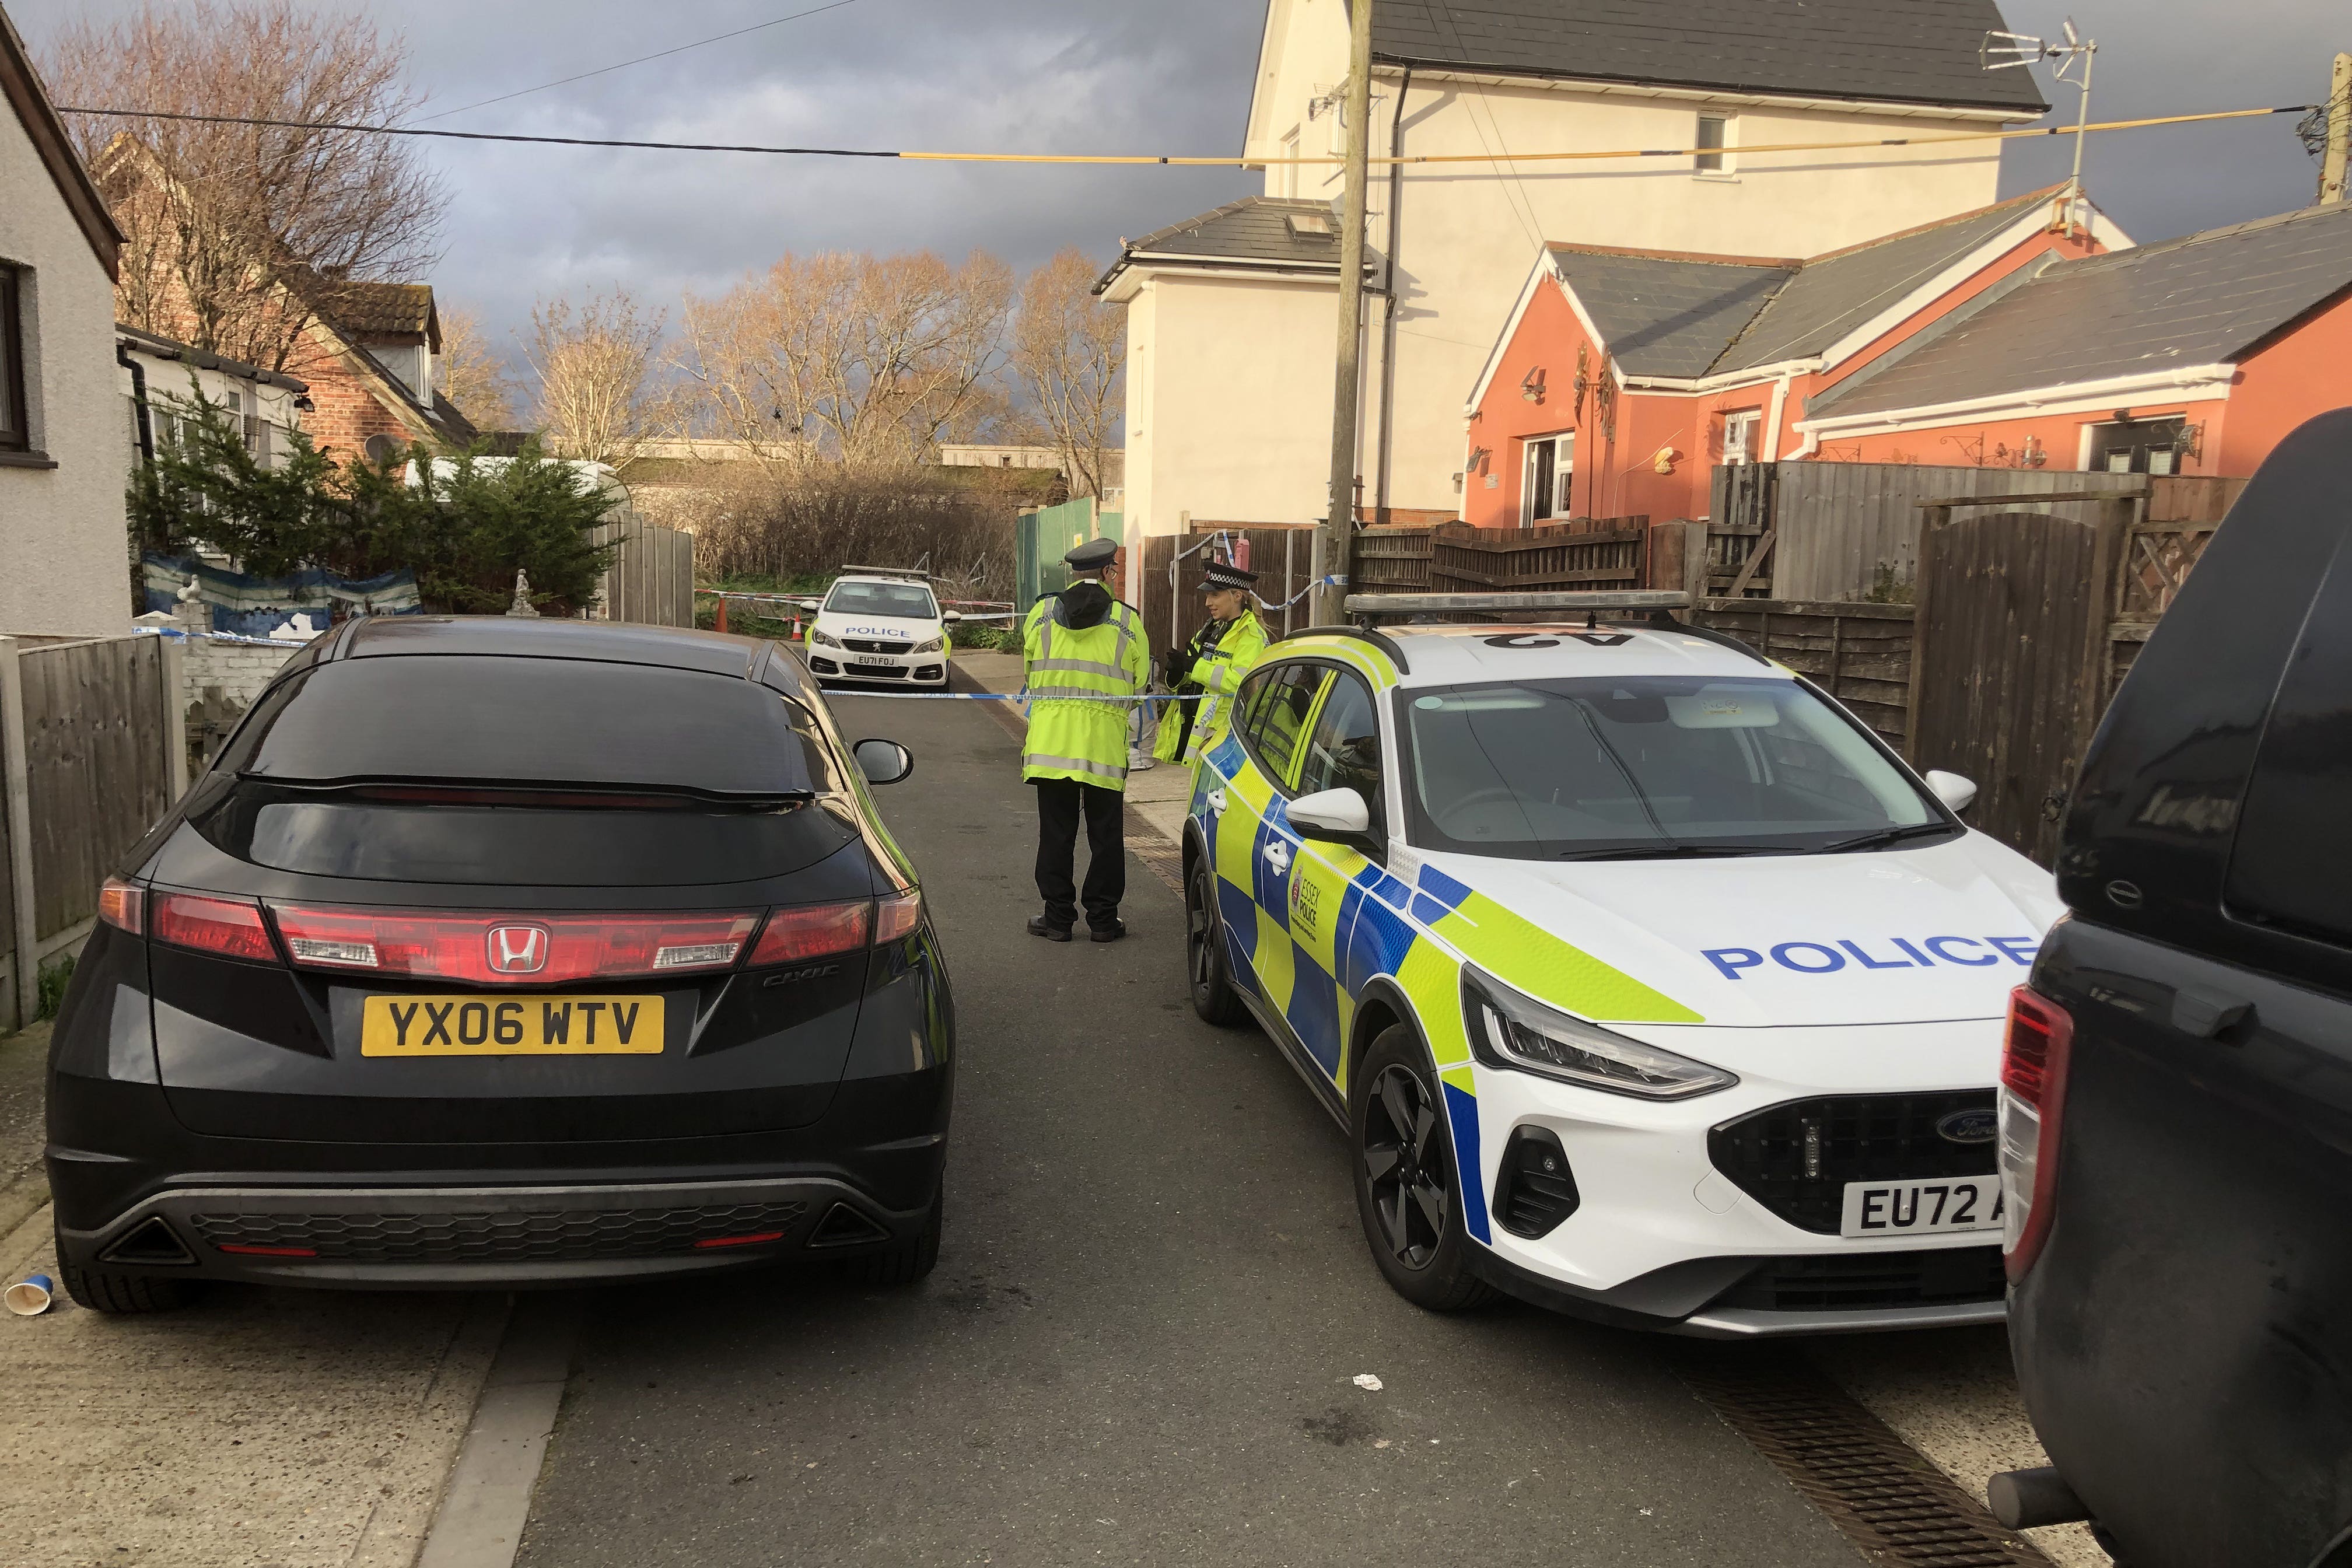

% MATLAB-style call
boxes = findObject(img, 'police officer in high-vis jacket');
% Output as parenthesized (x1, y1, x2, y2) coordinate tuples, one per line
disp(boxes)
(1022, 537, 1150, 943)
(1160, 559, 1266, 767)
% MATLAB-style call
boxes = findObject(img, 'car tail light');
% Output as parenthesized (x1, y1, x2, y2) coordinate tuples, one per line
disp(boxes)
(876, 889, 923, 944)
(748, 900, 872, 967)
(152, 892, 276, 963)
(1999, 985, 2075, 1283)
(98, 877, 146, 935)
(268, 906, 760, 985)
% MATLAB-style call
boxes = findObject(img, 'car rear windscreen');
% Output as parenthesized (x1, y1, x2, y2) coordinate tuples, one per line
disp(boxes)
(193, 783, 861, 887)
(826, 582, 936, 618)
(225, 656, 827, 795)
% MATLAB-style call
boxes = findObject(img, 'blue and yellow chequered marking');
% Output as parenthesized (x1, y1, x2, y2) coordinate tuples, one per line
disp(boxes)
(1191, 635, 1707, 1255)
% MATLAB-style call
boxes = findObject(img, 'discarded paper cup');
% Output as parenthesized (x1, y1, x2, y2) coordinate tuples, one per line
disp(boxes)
(5, 1274, 55, 1316)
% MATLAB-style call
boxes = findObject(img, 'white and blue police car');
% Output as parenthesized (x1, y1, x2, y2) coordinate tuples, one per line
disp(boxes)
(801, 572, 958, 688)
(1180, 593, 2063, 1335)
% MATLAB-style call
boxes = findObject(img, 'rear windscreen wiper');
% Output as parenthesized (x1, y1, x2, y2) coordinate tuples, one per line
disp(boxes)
(1808, 822, 1957, 855)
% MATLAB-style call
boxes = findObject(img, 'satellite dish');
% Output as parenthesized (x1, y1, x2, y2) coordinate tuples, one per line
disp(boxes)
(363, 433, 403, 465)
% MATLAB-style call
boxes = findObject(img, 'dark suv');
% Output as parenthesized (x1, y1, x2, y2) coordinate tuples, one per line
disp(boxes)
(45, 617, 952, 1311)
(1994, 410, 2352, 1567)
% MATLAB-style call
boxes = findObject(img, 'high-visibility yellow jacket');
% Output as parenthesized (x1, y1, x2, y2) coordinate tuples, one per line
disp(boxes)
(1021, 584, 1149, 790)
(1181, 607, 1266, 764)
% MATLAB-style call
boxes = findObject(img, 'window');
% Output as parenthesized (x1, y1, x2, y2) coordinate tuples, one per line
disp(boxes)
(1522, 433, 1575, 523)
(2087, 417, 2186, 476)
(1695, 115, 1731, 176)
(1721, 409, 1762, 466)
(1278, 127, 1301, 199)
(2225, 540, 2352, 949)
(1241, 662, 1329, 787)
(824, 581, 939, 618)
(1297, 670, 1382, 829)
(1399, 677, 1945, 860)
(0, 264, 27, 451)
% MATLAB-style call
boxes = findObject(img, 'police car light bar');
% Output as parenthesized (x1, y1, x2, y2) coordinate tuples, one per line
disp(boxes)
(1343, 590, 1692, 616)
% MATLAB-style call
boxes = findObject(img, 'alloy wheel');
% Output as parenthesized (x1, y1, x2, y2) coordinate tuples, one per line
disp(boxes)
(1187, 869, 1216, 995)
(1363, 1064, 1451, 1270)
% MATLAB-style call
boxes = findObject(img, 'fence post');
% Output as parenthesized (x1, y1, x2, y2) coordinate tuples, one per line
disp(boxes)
(158, 632, 189, 806)
(0, 638, 38, 1027)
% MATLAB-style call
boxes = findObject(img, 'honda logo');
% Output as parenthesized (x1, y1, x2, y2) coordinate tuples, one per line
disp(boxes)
(486, 925, 550, 975)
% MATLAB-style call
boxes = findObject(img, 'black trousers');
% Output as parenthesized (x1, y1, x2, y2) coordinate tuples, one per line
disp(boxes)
(1032, 777, 1125, 931)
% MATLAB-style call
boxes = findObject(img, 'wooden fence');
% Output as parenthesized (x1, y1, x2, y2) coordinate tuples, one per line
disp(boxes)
(1, 634, 186, 1030)
(593, 509, 695, 628)
(1139, 524, 1321, 664)
(1688, 598, 1916, 754)
(1712, 463, 2246, 603)
(1428, 519, 1649, 594)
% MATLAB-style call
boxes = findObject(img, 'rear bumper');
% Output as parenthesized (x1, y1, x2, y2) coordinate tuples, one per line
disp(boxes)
(56, 1172, 935, 1289)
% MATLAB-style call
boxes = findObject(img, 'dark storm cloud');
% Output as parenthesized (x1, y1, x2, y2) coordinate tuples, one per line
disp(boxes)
(14, 0, 2343, 370)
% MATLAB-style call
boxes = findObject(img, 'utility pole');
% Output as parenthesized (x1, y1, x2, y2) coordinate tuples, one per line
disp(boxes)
(2322, 52, 2351, 206)
(1319, 0, 1374, 625)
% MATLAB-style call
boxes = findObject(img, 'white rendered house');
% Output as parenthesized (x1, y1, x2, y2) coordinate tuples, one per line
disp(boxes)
(1101, 0, 2050, 545)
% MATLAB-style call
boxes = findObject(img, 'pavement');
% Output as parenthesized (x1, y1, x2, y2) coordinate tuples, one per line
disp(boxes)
(0, 656, 2099, 1567)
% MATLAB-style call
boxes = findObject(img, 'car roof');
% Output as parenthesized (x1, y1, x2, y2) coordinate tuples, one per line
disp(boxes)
(830, 575, 935, 592)
(321, 615, 788, 681)
(1281, 622, 1777, 686)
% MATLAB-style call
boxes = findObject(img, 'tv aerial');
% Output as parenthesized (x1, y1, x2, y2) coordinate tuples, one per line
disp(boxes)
(1984, 20, 2099, 236)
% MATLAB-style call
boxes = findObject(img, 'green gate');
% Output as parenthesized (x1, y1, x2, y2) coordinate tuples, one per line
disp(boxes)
(1017, 498, 1121, 607)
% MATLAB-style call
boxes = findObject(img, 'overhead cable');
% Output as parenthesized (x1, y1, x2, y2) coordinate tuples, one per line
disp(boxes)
(54, 103, 2318, 167)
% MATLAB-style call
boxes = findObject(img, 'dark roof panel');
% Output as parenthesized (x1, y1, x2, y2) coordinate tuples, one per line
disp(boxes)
(1716, 187, 2056, 370)
(1549, 249, 1793, 377)
(1367, 0, 2048, 113)
(1098, 197, 1369, 292)
(1813, 202, 2352, 418)
(343, 616, 765, 677)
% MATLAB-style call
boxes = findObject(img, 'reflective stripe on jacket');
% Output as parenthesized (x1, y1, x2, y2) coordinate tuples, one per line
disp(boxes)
(1181, 608, 1268, 764)
(1021, 593, 1149, 790)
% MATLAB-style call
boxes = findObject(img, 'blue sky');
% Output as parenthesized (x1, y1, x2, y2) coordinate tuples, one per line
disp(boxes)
(15, 0, 2343, 377)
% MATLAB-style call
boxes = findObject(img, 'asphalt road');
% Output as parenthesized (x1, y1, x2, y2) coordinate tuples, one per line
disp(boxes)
(514, 692, 1866, 1567)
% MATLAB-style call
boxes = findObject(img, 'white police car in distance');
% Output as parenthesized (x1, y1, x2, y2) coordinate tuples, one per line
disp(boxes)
(801, 574, 958, 688)
(1180, 600, 2064, 1335)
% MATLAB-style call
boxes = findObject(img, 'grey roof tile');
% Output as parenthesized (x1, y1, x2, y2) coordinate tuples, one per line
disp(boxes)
(1368, 0, 2048, 113)
(1811, 202, 2352, 418)
(1549, 249, 1794, 376)
(1716, 187, 2057, 370)
(1551, 188, 2062, 378)
(1097, 197, 1354, 292)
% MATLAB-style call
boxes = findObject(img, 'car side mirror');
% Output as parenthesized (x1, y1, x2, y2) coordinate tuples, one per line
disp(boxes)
(942, 610, 963, 624)
(799, 599, 823, 614)
(1287, 786, 1372, 843)
(1924, 769, 1977, 814)
(855, 738, 914, 786)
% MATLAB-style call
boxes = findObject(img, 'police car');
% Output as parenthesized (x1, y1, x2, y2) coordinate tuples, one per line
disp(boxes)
(800, 572, 958, 687)
(1181, 594, 2063, 1336)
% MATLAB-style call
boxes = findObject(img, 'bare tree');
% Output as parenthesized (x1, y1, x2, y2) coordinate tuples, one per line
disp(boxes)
(676, 250, 1013, 473)
(43, 1, 449, 375)
(1009, 249, 1125, 499)
(524, 289, 666, 471)
(436, 309, 519, 433)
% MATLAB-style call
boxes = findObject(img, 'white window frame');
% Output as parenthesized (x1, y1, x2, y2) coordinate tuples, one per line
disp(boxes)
(1520, 430, 1576, 524)
(1694, 113, 1737, 179)
(1278, 127, 1301, 199)
(1720, 409, 1762, 466)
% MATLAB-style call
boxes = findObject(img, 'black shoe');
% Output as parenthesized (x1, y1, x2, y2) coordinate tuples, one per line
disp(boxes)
(1027, 916, 1073, 943)
(1089, 920, 1127, 943)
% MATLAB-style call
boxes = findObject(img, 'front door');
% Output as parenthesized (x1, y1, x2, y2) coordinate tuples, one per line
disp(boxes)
(1206, 661, 1328, 1058)
(1283, 668, 1385, 1087)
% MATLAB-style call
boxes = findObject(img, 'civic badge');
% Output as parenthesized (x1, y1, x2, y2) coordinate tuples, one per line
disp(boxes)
(486, 925, 550, 975)
(1936, 1108, 1998, 1146)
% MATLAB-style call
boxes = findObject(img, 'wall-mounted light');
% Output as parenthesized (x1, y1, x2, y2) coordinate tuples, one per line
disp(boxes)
(1520, 368, 1546, 404)
(1652, 446, 1681, 475)
(1466, 444, 1493, 473)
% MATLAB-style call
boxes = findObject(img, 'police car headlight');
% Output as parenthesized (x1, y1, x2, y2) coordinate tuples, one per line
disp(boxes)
(811, 629, 842, 648)
(1462, 967, 1737, 1101)
(913, 635, 945, 653)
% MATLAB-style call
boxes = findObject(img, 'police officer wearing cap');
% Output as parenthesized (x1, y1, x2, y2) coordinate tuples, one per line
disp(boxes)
(1156, 559, 1266, 768)
(1021, 537, 1149, 942)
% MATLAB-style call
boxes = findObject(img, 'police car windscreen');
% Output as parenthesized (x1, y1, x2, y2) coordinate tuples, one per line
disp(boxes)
(1402, 677, 1939, 859)
(827, 582, 936, 618)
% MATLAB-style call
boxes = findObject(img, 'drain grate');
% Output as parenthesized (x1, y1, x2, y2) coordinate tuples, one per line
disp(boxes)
(1126, 818, 1186, 895)
(1675, 1348, 2055, 1567)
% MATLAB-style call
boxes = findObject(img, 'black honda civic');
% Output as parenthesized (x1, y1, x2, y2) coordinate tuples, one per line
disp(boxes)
(43, 617, 951, 1311)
